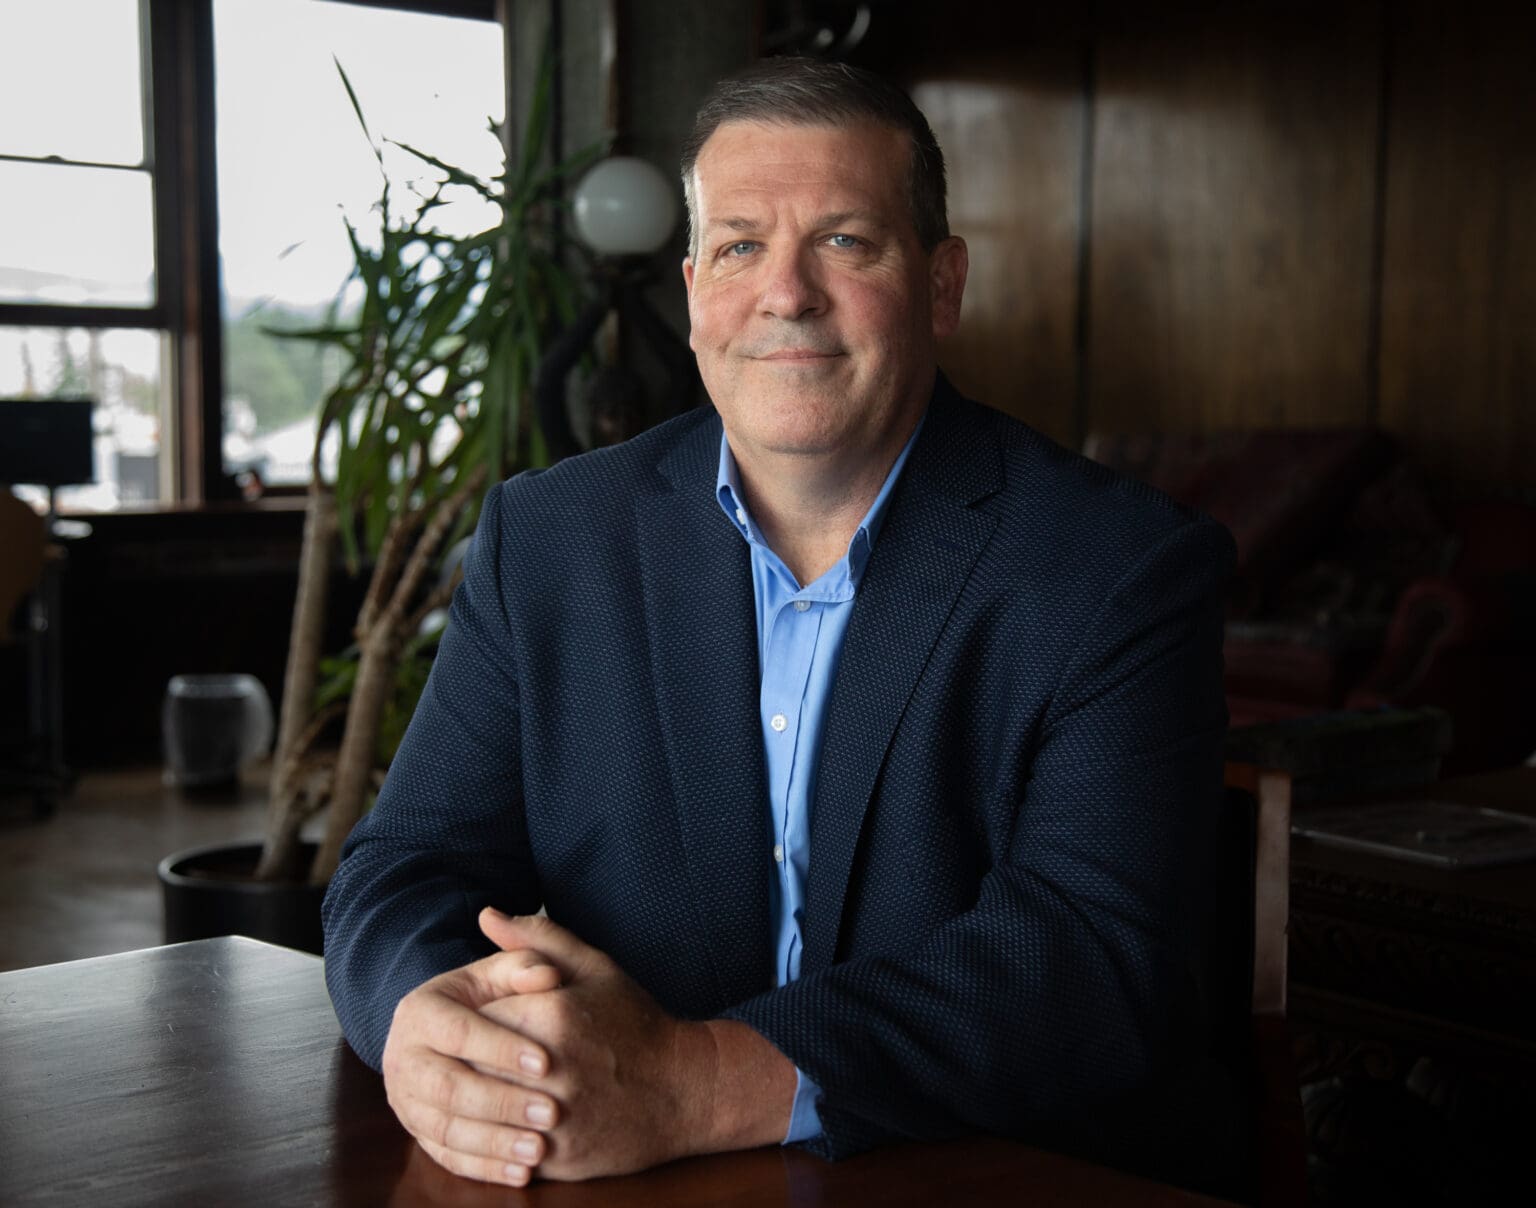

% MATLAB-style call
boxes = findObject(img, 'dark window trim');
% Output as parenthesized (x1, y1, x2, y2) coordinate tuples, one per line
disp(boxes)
(0, 304, 168, 330)
(157, 0, 223, 504)
(329, 0, 496, 19)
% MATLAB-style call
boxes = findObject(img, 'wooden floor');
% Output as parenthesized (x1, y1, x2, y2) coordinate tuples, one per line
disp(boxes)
(0, 764, 276, 972)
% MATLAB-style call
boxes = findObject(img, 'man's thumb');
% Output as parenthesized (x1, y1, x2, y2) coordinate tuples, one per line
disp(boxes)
(478, 907, 592, 978)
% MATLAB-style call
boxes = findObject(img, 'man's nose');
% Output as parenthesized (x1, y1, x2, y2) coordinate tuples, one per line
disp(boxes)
(757, 247, 827, 321)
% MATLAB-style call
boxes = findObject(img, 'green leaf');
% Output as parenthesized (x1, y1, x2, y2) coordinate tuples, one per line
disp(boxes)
(516, 47, 555, 186)
(272, 35, 593, 763)
(388, 139, 500, 202)
(334, 57, 384, 173)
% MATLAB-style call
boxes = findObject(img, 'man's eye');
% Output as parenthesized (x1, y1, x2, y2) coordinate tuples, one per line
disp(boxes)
(826, 234, 861, 249)
(725, 241, 757, 257)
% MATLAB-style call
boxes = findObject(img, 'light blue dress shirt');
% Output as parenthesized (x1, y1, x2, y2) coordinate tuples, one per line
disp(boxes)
(714, 415, 924, 1144)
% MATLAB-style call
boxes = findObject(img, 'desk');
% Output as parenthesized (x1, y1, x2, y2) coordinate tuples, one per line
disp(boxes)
(0, 937, 1232, 1207)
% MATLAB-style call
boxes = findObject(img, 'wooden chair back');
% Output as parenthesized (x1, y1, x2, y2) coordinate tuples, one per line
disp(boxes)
(0, 489, 46, 642)
(1223, 762, 1306, 1206)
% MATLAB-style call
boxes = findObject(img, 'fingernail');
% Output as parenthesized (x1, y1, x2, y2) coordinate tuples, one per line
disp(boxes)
(514, 1137, 539, 1160)
(526, 1100, 553, 1126)
(518, 1051, 545, 1076)
(503, 1163, 529, 1185)
(483, 906, 507, 919)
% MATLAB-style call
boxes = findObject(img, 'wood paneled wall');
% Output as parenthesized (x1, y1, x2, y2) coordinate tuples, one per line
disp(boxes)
(912, 54, 1085, 444)
(1376, 1, 1536, 494)
(1088, 5, 1382, 434)
(869, 0, 1534, 495)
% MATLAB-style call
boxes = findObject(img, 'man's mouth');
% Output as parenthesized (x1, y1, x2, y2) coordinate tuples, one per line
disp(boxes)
(753, 348, 843, 362)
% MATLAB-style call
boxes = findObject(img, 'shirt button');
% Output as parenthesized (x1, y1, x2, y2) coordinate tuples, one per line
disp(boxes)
(735, 506, 747, 525)
(773, 844, 784, 863)
(770, 713, 787, 732)
(793, 599, 811, 612)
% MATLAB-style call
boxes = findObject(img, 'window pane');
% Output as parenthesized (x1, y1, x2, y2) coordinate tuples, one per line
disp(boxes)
(214, 0, 504, 486)
(0, 327, 171, 510)
(0, 0, 145, 165)
(0, 162, 156, 306)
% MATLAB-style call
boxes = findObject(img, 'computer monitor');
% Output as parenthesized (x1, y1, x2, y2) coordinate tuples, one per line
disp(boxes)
(0, 399, 95, 487)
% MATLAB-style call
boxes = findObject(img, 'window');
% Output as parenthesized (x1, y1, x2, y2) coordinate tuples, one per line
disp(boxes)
(0, 0, 173, 509)
(214, 0, 505, 487)
(0, 0, 502, 510)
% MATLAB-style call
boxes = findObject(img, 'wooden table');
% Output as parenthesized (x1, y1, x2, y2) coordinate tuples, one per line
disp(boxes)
(0, 936, 1233, 1207)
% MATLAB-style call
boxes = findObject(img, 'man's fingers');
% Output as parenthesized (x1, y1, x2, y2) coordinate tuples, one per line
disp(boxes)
(391, 1047, 561, 1133)
(464, 946, 563, 1001)
(382, 960, 574, 1192)
(505, 957, 562, 995)
(416, 1137, 535, 1189)
(409, 1099, 549, 1169)
(478, 907, 600, 977)
(394, 983, 550, 1079)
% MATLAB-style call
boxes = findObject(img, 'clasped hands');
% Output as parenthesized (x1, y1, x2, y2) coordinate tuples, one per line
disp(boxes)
(380, 907, 793, 1187)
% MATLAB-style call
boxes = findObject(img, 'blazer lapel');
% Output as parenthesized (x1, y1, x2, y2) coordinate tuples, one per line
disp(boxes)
(802, 386, 1004, 973)
(635, 416, 775, 1005)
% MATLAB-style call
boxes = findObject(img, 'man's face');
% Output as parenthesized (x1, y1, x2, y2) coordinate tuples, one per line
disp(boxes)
(682, 120, 966, 470)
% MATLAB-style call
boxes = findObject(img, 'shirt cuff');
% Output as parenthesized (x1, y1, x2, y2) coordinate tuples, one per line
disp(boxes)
(782, 1066, 824, 1144)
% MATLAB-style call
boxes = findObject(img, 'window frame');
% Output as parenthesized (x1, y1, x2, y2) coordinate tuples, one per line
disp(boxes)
(0, 0, 500, 509)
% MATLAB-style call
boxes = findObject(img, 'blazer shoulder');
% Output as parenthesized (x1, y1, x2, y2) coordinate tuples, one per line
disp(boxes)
(1002, 413, 1214, 533)
(935, 387, 1236, 583)
(487, 406, 720, 521)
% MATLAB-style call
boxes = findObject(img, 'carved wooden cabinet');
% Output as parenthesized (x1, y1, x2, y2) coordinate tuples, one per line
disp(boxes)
(1287, 767, 1536, 1204)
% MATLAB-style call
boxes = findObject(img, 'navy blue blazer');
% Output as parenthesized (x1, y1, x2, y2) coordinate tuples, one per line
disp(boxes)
(323, 376, 1245, 1186)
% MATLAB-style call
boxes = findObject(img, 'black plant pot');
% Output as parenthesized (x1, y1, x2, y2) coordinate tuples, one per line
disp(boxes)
(158, 841, 326, 955)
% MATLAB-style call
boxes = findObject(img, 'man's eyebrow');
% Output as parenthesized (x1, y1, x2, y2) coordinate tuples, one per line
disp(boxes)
(703, 210, 891, 235)
(816, 209, 888, 231)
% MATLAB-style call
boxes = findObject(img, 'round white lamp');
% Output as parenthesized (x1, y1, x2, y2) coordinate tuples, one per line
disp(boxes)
(571, 156, 679, 256)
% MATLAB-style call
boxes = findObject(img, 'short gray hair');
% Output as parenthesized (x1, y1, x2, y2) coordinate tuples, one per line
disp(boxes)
(680, 57, 949, 255)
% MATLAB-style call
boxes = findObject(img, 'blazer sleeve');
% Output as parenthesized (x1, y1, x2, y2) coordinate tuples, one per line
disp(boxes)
(722, 516, 1239, 1168)
(322, 482, 541, 1070)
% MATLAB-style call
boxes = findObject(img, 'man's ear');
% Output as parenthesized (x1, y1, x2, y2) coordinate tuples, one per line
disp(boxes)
(929, 236, 968, 340)
(681, 257, 698, 353)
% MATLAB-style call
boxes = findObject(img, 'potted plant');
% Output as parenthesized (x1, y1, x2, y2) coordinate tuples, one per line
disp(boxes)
(159, 60, 596, 952)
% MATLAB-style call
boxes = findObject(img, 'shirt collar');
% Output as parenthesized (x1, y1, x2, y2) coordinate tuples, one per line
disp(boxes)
(715, 411, 926, 589)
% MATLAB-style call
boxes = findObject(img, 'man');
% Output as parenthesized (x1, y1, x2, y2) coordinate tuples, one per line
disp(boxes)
(323, 57, 1245, 1193)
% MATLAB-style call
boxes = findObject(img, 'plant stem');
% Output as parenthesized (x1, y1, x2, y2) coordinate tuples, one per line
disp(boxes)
(258, 485, 337, 881)
(308, 628, 396, 885)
